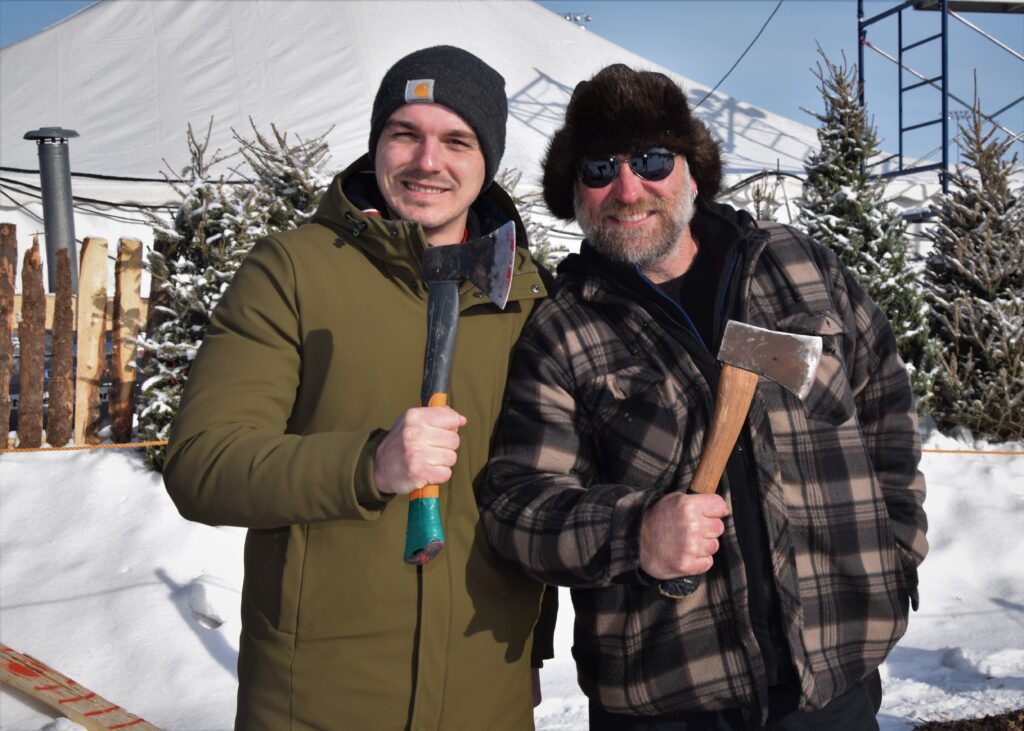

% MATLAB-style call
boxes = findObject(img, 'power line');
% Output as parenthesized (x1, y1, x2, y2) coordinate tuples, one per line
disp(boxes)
(0, 165, 253, 185)
(0, 178, 175, 212)
(695, 0, 784, 110)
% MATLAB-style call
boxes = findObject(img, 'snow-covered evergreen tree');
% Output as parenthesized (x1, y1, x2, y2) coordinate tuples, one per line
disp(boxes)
(234, 118, 333, 233)
(797, 49, 934, 405)
(925, 97, 1024, 440)
(496, 168, 568, 270)
(137, 120, 330, 471)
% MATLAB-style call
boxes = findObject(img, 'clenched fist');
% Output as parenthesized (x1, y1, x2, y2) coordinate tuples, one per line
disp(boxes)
(374, 406, 467, 495)
(639, 492, 729, 580)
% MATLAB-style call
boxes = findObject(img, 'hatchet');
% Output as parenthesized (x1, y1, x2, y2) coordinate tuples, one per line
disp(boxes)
(403, 220, 516, 566)
(660, 320, 823, 598)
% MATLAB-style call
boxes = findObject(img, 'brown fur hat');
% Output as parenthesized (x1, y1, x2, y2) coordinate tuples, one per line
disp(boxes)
(542, 64, 723, 221)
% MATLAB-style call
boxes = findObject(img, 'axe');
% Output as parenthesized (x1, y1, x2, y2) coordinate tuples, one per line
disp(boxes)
(660, 320, 823, 598)
(403, 220, 516, 565)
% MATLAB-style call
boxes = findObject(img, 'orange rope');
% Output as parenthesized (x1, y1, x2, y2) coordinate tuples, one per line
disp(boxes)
(923, 448, 1024, 455)
(0, 440, 168, 454)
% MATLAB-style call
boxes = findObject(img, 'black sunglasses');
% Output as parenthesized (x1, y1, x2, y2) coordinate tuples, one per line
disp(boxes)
(577, 148, 677, 188)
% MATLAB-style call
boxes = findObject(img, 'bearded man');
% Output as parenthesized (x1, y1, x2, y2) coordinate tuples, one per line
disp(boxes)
(480, 64, 927, 731)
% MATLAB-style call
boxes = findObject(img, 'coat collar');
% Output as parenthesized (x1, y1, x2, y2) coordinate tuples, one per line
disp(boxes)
(310, 155, 548, 307)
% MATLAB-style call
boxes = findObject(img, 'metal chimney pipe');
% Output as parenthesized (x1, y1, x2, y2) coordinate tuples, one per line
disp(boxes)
(23, 127, 80, 293)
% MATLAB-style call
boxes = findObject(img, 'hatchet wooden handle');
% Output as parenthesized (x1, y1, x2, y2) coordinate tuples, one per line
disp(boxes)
(659, 364, 759, 598)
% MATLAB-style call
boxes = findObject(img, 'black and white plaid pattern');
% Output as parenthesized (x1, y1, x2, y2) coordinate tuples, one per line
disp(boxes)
(480, 222, 927, 719)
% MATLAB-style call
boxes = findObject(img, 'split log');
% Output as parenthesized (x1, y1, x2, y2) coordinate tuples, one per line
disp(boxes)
(17, 239, 46, 447)
(0, 223, 16, 445)
(47, 249, 75, 447)
(74, 237, 107, 445)
(110, 238, 142, 443)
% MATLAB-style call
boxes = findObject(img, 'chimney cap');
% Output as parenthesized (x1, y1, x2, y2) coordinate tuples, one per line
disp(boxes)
(24, 127, 80, 141)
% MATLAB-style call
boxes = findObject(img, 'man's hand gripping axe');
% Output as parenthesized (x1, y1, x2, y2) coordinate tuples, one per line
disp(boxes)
(660, 320, 823, 598)
(403, 221, 516, 565)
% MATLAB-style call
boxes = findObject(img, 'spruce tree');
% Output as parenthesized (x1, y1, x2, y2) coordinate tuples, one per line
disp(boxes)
(797, 49, 934, 406)
(137, 120, 330, 470)
(925, 97, 1024, 440)
(234, 119, 333, 234)
(749, 172, 781, 222)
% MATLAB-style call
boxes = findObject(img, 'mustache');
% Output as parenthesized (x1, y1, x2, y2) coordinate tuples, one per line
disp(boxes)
(600, 198, 669, 218)
(399, 170, 455, 185)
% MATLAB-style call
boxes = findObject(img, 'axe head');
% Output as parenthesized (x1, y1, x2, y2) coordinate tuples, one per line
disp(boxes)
(420, 220, 516, 309)
(718, 321, 823, 401)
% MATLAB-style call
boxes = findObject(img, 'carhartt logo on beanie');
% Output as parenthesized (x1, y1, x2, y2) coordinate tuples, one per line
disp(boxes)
(405, 80, 435, 102)
(369, 46, 508, 190)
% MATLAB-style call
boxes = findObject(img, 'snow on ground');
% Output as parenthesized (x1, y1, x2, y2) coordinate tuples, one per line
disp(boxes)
(1, 422, 1022, 730)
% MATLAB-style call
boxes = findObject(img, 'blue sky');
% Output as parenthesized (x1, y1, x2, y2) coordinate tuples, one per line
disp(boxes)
(2, 0, 1021, 163)
(536, 0, 1023, 165)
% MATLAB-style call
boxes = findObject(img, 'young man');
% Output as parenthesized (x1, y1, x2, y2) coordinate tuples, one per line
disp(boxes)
(481, 64, 928, 730)
(164, 46, 552, 730)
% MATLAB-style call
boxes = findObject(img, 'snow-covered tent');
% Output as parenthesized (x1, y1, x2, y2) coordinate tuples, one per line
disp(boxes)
(0, 0, 930, 283)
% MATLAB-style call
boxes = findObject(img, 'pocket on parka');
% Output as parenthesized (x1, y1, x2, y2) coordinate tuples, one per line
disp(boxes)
(579, 363, 684, 487)
(776, 310, 856, 426)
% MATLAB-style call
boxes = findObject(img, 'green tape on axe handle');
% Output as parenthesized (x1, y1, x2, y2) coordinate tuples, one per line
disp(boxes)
(404, 495, 444, 565)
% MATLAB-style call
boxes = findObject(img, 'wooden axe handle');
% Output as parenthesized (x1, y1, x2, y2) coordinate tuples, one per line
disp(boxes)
(690, 365, 760, 494)
(659, 364, 759, 598)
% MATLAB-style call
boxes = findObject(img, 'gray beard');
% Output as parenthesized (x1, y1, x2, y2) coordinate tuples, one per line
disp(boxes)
(574, 188, 694, 269)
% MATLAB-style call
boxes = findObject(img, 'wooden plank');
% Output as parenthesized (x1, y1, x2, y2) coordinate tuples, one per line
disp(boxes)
(0, 223, 15, 445)
(47, 248, 75, 447)
(1, 643, 160, 730)
(110, 238, 143, 443)
(74, 237, 108, 446)
(12, 294, 148, 332)
(17, 238, 46, 448)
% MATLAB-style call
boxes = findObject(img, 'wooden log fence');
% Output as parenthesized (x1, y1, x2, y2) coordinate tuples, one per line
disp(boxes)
(0, 223, 148, 449)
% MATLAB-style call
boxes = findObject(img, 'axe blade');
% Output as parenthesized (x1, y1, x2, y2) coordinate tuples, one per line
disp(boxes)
(421, 220, 516, 310)
(718, 321, 823, 401)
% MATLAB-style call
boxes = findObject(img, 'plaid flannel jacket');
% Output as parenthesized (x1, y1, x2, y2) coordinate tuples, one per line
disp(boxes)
(480, 213, 928, 720)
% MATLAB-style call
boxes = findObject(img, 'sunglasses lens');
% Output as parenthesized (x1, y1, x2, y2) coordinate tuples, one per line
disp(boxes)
(579, 158, 618, 188)
(632, 151, 675, 181)
(578, 149, 676, 188)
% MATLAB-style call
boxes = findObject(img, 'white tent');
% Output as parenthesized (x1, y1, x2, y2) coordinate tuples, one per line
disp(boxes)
(0, 0, 927, 283)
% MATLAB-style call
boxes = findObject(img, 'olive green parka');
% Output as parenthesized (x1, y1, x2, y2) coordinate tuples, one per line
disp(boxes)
(164, 157, 550, 730)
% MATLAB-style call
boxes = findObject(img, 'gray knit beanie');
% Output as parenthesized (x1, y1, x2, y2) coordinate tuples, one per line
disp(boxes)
(369, 46, 508, 190)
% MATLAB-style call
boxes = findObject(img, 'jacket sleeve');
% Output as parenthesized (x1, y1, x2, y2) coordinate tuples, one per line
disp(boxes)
(479, 327, 659, 588)
(838, 264, 929, 606)
(163, 236, 392, 529)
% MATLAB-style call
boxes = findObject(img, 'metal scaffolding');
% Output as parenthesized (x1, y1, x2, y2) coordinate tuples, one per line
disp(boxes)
(857, 0, 1023, 193)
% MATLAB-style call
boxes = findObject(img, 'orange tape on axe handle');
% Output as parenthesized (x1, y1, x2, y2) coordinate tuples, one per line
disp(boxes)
(409, 391, 449, 501)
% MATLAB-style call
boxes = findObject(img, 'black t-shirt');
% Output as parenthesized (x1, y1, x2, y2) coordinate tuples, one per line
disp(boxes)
(656, 242, 718, 348)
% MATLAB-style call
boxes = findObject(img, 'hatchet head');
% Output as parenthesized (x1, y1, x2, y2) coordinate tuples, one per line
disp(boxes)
(420, 220, 516, 309)
(718, 321, 823, 401)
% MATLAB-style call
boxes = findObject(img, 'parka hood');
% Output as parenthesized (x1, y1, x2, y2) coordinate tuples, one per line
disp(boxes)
(311, 154, 548, 306)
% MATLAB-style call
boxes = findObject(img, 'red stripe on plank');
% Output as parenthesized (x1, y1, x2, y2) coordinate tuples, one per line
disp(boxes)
(58, 692, 96, 704)
(4, 661, 41, 678)
(84, 705, 120, 716)
(33, 684, 62, 691)
(110, 720, 146, 729)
